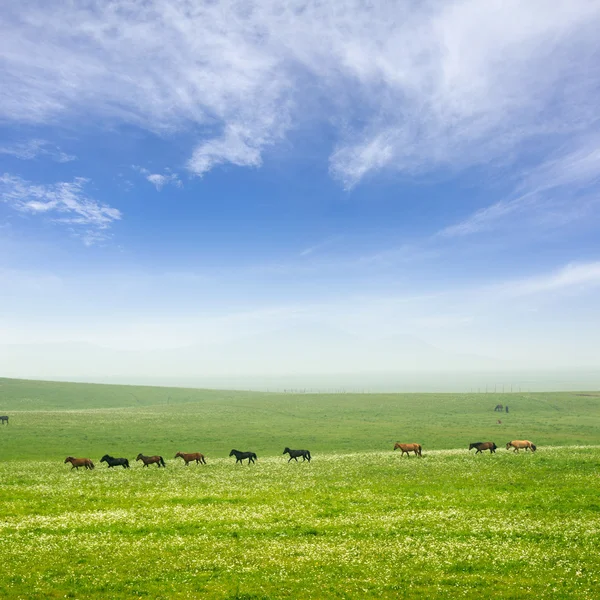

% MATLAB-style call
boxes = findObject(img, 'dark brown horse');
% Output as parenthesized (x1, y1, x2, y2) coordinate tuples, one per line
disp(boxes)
(494, 404, 504, 412)
(136, 453, 166, 467)
(175, 451, 206, 465)
(393, 442, 422, 457)
(469, 441, 497, 454)
(506, 440, 536, 453)
(64, 456, 94, 470)
(0, 415, 8, 425)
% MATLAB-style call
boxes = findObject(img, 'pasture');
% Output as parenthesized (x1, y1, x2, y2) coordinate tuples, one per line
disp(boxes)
(1, 378, 600, 598)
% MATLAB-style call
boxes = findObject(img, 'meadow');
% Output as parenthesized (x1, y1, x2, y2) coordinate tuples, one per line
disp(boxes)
(1, 378, 600, 598)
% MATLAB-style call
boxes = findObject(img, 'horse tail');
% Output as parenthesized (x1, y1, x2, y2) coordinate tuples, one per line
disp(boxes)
(307, 450, 311, 461)
(125, 459, 130, 468)
(253, 453, 257, 461)
(417, 444, 422, 456)
(159, 456, 166, 467)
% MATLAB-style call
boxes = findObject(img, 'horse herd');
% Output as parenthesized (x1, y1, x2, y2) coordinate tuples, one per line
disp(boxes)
(63, 447, 312, 470)
(63, 441, 535, 470)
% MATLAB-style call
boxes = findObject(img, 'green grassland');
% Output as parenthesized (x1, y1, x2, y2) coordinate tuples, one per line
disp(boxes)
(1, 378, 600, 598)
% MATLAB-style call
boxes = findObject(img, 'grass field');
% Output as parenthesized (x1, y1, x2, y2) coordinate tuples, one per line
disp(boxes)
(1, 378, 600, 598)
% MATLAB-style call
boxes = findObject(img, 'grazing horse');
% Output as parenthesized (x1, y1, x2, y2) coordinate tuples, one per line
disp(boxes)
(283, 447, 311, 462)
(229, 449, 257, 464)
(100, 454, 130, 468)
(393, 442, 422, 457)
(175, 451, 207, 466)
(494, 404, 504, 412)
(64, 456, 94, 470)
(0, 415, 8, 425)
(136, 453, 166, 467)
(469, 441, 497, 454)
(506, 440, 536, 453)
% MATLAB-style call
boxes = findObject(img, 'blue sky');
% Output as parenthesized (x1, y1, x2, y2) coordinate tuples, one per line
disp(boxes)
(2, 0, 600, 378)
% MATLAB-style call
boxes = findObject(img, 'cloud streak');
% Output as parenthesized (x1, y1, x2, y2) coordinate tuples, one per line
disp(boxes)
(0, 174, 121, 244)
(1, 1, 599, 186)
(0, 139, 75, 162)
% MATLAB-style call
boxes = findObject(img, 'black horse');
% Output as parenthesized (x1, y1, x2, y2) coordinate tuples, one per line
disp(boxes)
(283, 447, 311, 462)
(229, 449, 257, 464)
(100, 454, 130, 468)
(0, 416, 8, 425)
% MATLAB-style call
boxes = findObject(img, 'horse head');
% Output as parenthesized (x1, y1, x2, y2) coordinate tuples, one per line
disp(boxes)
(100, 455, 109, 462)
(64, 457, 73, 464)
(175, 452, 182, 458)
(468, 443, 476, 450)
(229, 450, 236, 457)
(136, 453, 144, 461)
(531, 444, 537, 452)
(283, 447, 290, 454)
(505, 442, 512, 450)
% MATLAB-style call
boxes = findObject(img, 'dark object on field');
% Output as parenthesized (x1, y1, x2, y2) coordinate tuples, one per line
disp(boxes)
(0, 415, 8, 424)
(100, 454, 130, 468)
(494, 404, 504, 412)
(283, 447, 311, 462)
(497, 419, 502, 424)
(505, 405, 509, 413)
(506, 440, 536, 453)
(175, 451, 207, 465)
(136, 453, 166, 467)
(469, 441, 497, 454)
(393, 442, 422, 457)
(229, 449, 257, 464)
(64, 456, 94, 470)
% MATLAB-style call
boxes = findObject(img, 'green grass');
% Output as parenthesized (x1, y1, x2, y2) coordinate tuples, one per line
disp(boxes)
(1, 378, 600, 598)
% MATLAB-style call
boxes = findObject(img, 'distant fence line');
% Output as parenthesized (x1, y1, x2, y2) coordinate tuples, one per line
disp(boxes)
(263, 385, 527, 394)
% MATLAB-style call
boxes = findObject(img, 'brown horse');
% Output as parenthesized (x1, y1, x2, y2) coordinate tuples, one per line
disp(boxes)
(136, 453, 166, 467)
(393, 442, 422, 457)
(469, 441, 497, 454)
(175, 451, 206, 466)
(64, 456, 95, 470)
(506, 440, 536, 453)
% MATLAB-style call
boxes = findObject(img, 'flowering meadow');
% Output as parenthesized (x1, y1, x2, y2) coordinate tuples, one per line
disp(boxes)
(0, 379, 599, 598)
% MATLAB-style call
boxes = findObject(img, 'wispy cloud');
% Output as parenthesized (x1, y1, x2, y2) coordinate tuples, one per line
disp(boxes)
(439, 136, 600, 238)
(494, 261, 600, 298)
(0, 139, 75, 162)
(0, 174, 121, 244)
(132, 165, 182, 190)
(1, 1, 598, 186)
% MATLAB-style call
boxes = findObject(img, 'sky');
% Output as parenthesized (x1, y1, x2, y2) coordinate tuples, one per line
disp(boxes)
(2, 0, 600, 382)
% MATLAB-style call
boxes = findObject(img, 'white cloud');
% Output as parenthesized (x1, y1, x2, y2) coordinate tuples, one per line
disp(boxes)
(0, 139, 75, 162)
(146, 173, 181, 191)
(0, 174, 121, 243)
(494, 261, 600, 298)
(439, 136, 600, 238)
(1, 1, 598, 185)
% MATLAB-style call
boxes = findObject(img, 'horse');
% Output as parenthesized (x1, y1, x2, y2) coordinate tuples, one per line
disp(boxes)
(494, 404, 504, 412)
(136, 453, 166, 467)
(283, 447, 311, 462)
(229, 449, 257, 464)
(469, 441, 497, 454)
(393, 442, 422, 457)
(64, 456, 94, 470)
(175, 451, 207, 466)
(0, 415, 8, 425)
(100, 454, 130, 468)
(506, 440, 536, 453)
